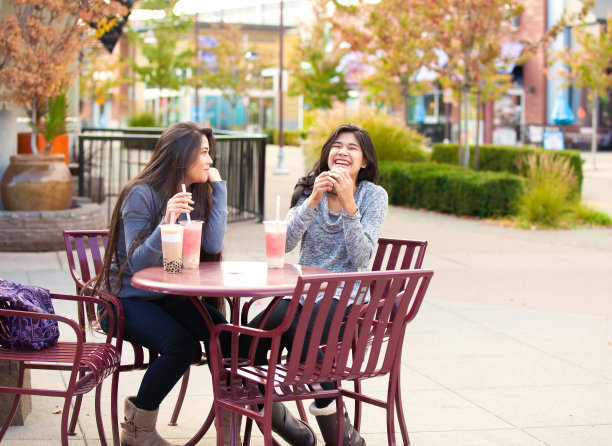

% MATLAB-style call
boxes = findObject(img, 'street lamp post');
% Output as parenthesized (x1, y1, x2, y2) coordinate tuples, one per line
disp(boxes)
(274, 0, 289, 175)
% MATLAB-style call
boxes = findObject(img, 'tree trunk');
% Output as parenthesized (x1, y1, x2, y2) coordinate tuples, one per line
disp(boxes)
(463, 84, 470, 168)
(457, 88, 462, 165)
(591, 93, 598, 170)
(30, 100, 37, 154)
(474, 90, 481, 170)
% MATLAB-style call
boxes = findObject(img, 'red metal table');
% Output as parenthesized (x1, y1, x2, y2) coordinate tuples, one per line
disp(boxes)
(131, 261, 328, 446)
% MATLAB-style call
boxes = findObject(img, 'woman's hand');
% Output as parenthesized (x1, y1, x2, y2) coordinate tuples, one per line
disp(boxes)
(328, 168, 358, 214)
(164, 191, 194, 224)
(307, 171, 334, 209)
(208, 167, 222, 182)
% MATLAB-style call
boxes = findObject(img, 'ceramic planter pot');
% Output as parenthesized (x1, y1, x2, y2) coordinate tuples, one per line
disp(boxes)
(1, 154, 72, 210)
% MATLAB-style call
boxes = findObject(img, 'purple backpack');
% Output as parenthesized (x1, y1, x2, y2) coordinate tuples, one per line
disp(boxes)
(0, 279, 60, 350)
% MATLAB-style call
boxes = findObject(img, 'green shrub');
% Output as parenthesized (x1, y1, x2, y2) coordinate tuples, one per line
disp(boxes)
(305, 107, 429, 167)
(264, 129, 306, 146)
(431, 143, 583, 194)
(264, 128, 275, 144)
(572, 204, 612, 226)
(379, 161, 524, 218)
(127, 112, 158, 127)
(516, 151, 577, 228)
(273, 129, 306, 146)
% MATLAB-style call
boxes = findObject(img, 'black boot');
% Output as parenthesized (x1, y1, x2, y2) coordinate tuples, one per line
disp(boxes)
(271, 402, 317, 446)
(310, 402, 365, 446)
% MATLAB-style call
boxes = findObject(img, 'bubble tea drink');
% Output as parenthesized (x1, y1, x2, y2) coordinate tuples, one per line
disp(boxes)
(263, 220, 287, 268)
(180, 220, 203, 268)
(161, 224, 184, 273)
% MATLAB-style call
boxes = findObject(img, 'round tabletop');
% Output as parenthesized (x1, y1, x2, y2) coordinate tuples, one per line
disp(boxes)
(131, 261, 329, 298)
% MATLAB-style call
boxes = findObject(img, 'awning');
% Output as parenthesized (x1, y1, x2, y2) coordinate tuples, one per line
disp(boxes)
(551, 92, 575, 126)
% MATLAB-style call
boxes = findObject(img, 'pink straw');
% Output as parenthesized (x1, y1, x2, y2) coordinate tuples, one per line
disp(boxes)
(182, 184, 191, 222)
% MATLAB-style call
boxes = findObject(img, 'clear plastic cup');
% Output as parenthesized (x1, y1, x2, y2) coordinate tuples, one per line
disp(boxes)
(179, 220, 203, 269)
(263, 220, 287, 268)
(161, 224, 184, 273)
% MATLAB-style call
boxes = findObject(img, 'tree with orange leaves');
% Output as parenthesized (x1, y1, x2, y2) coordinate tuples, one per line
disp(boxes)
(332, 0, 438, 125)
(426, 0, 591, 168)
(0, 0, 127, 154)
(551, 15, 612, 170)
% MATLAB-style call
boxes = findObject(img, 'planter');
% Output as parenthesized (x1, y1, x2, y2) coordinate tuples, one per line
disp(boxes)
(0, 198, 105, 251)
(1, 154, 72, 211)
(17, 133, 70, 166)
(0, 360, 31, 426)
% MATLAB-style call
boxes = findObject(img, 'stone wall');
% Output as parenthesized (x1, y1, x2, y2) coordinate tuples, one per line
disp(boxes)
(0, 198, 106, 252)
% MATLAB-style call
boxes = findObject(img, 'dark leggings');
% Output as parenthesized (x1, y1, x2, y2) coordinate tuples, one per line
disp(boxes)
(101, 295, 229, 411)
(240, 298, 346, 409)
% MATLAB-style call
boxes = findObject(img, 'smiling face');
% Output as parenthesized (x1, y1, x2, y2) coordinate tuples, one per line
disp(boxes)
(186, 135, 213, 186)
(327, 131, 368, 184)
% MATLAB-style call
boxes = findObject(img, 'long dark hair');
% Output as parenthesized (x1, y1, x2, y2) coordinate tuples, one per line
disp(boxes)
(92, 121, 224, 312)
(290, 123, 379, 207)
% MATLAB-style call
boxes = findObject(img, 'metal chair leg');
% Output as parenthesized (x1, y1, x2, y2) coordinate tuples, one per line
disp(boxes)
(67, 371, 84, 435)
(394, 372, 410, 446)
(110, 370, 120, 446)
(94, 383, 109, 446)
(168, 368, 191, 426)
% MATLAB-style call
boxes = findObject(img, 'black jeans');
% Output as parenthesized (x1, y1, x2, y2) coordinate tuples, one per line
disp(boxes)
(240, 298, 347, 409)
(101, 295, 229, 411)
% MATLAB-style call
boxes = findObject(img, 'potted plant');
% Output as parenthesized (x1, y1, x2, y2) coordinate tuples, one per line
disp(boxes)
(0, 0, 127, 211)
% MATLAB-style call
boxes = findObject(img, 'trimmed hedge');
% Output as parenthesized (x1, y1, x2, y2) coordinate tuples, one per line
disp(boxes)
(264, 128, 306, 146)
(379, 161, 525, 218)
(431, 143, 583, 193)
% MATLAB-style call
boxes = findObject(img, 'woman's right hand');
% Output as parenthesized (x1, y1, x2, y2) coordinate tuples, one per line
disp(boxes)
(307, 171, 333, 209)
(164, 191, 194, 224)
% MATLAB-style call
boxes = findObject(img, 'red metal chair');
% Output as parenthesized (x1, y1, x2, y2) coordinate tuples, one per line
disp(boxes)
(0, 293, 121, 446)
(355, 237, 427, 443)
(210, 268, 434, 446)
(62, 230, 202, 432)
(239, 237, 429, 442)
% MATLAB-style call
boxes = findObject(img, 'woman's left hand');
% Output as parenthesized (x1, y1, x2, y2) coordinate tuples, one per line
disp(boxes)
(208, 167, 222, 182)
(329, 168, 358, 214)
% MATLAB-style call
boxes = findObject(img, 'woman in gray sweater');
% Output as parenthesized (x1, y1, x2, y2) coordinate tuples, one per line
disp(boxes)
(243, 123, 387, 446)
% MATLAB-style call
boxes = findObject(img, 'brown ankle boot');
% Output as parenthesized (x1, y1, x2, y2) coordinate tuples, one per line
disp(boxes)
(120, 397, 180, 446)
(271, 402, 317, 446)
(222, 408, 243, 446)
(310, 402, 365, 446)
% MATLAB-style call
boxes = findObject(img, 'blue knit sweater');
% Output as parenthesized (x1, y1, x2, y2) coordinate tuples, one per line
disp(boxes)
(110, 182, 228, 299)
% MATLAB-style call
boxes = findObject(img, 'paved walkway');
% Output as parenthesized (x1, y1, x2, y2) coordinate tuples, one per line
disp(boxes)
(1, 147, 611, 445)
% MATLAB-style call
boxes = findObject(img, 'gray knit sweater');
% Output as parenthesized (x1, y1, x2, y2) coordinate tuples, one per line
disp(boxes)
(285, 180, 387, 302)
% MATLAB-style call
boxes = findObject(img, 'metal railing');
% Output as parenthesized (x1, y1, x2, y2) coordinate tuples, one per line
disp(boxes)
(75, 129, 266, 225)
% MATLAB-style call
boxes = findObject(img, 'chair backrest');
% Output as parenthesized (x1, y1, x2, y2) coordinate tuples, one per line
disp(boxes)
(276, 269, 433, 386)
(372, 238, 427, 272)
(370, 238, 427, 304)
(63, 230, 109, 332)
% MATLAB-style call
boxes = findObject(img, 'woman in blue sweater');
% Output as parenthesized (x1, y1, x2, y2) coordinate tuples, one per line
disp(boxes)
(241, 123, 387, 446)
(93, 121, 229, 446)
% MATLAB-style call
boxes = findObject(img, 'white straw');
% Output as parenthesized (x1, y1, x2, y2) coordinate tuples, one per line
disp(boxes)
(182, 184, 191, 222)
(170, 212, 175, 224)
(275, 194, 280, 222)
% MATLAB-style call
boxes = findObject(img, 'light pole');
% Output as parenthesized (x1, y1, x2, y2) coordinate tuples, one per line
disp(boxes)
(274, 0, 289, 174)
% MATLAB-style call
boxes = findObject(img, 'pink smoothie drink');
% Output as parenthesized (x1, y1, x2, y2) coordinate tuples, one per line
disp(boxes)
(180, 220, 203, 269)
(263, 220, 287, 268)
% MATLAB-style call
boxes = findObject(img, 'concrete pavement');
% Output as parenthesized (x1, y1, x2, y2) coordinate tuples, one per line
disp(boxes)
(1, 147, 611, 445)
